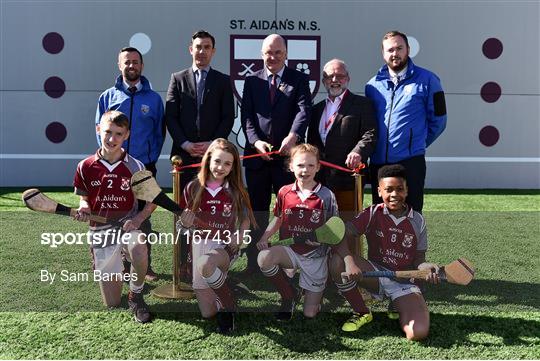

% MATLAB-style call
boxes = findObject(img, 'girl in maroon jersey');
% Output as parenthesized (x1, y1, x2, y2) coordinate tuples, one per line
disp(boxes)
(178, 138, 255, 334)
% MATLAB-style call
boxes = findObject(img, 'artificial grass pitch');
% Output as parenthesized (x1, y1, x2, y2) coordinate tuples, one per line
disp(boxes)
(0, 188, 539, 359)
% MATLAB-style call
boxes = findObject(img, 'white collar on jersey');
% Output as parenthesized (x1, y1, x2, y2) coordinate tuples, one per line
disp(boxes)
(382, 203, 414, 225)
(292, 181, 321, 202)
(94, 149, 128, 172)
(205, 181, 229, 198)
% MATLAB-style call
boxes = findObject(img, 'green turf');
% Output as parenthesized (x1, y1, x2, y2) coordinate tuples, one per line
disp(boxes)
(0, 188, 539, 359)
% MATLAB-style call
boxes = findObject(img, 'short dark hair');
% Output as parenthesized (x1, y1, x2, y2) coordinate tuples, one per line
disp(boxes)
(382, 30, 409, 48)
(119, 47, 143, 64)
(100, 110, 129, 129)
(191, 30, 215, 48)
(377, 164, 407, 182)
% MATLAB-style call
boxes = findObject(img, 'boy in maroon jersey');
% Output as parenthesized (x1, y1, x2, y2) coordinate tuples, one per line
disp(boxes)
(257, 144, 339, 321)
(73, 110, 156, 323)
(330, 164, 439, 340)
(178, 138, 256, 334)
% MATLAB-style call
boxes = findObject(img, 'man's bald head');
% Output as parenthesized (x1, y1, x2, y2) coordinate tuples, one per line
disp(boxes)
(261, 34, 287, 74)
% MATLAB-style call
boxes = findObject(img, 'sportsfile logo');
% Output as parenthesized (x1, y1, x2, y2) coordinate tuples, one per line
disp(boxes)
(40, 230, 146, 248)
(40, 229, 252, 248)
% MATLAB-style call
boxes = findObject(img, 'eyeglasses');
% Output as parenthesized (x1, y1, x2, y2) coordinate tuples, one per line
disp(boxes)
(323, 74, 348, 81)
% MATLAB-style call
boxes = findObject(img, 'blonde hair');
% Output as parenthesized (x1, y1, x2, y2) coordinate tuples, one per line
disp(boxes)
(289, 143, 320, 163)
(187, 138, 256, 228)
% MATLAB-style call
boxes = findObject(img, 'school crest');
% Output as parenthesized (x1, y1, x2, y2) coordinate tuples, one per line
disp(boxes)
(230, 35, 321, 101)
(402, 233, 414, 248)
(310, 209, 321, 223)
(140, 104, 150, 114)
(222, 203, 232, 217)
(120, 177, 130, 191)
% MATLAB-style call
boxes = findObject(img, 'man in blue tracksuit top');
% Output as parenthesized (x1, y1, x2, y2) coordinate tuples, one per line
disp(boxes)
(96, 47, 165, 281)
(365, 30, 447, 212)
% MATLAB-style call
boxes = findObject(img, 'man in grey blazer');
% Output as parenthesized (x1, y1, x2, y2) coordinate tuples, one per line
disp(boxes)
(166, 30, 235, 188)
(307, 59, 377, 223)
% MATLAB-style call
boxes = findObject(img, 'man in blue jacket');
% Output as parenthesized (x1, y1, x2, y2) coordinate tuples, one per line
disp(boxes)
(96, 47, 165, 281)
(366, 31, 447, 212)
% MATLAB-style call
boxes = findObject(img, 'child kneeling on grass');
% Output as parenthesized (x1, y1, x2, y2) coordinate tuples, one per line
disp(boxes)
(331, 164, 440, 340)
(257, 144, 339, 321)
(178, 138, 256, 334)
(73, 110, 156, 323)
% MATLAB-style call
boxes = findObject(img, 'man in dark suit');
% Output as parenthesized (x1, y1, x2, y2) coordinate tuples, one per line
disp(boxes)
(307, 59, 377, 223)
(241, 34, 312, 272)
(165, 30, 235, 283)
(166, 30, 235, 187)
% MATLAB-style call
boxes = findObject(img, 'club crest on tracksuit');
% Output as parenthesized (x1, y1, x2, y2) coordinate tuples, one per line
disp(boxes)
(140, 104, 150, 114)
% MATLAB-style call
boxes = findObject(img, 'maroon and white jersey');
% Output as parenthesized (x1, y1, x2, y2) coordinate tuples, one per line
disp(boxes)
(73, 150, 144, 229)
(347, 203, 427, 271)
(274, 182, 338, 258)
(182, 181, 238, 240)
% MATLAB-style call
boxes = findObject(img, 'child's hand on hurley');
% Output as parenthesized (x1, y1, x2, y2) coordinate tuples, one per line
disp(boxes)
(418, 262, 441, 284)
(179, 209, 196, 228)
(257, 238, 269, 250)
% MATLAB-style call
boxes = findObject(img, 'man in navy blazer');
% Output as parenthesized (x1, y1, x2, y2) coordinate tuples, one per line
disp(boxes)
(241, 34, 312, 272)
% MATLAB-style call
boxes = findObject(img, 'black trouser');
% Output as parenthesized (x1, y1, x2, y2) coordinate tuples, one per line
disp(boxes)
(245, 162, 294, 270)
(369, 155, 426, 213)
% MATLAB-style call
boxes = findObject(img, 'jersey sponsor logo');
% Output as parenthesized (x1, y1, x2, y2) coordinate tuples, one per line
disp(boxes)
(120, 177, 130, 191)
(103, 174, 117, 178)
(402, 233, 413, 248)
(389, 227, 403, 234)
(310, 209, 321, 223)
(376, 230, 384, 238)
(90, 180, 101, 187)
(141, 104, 150, 114)
(222, 203, 232, 217)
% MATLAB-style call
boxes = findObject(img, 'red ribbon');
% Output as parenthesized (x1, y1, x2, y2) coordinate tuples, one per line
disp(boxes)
(320, 160, 365, 174)
(175, 149, 364, 174)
